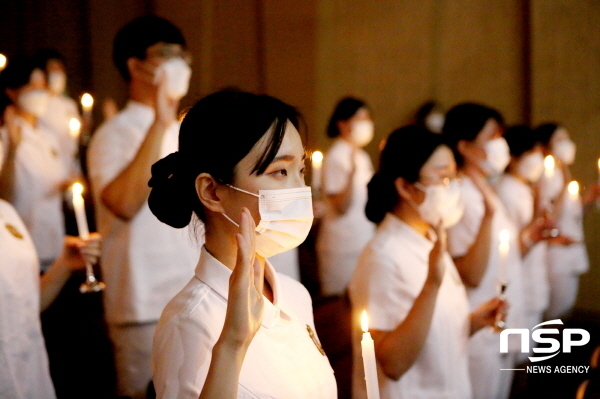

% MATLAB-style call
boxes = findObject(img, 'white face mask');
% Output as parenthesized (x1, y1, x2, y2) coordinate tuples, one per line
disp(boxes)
(517, 152, 545, 183)
(47, 71, 67, 95)
(155, 58, 192, 100)
(480, 137, 510, 176)
(350, 120, 374, 147)
(552, 139, 576, 165)
(425, 112, 445, 134)
(18, 89, 50, 117)
(222, 185, 314, 258)
(413, 179, 464, 228)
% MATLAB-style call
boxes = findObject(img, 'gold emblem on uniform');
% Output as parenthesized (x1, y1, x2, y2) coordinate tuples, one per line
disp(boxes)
(5, 223, 24, 239)
(306, 325, 326, 356)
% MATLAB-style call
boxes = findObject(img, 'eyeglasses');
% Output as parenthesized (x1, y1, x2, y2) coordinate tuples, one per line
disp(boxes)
(419, 176, 462, 187)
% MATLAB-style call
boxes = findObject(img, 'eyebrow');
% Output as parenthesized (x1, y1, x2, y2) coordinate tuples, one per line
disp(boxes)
(271, 153, 307, 163)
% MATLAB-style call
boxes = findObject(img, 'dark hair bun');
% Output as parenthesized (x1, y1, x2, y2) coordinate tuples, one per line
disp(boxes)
(365, 173, 397, 224)
(148, 152, 194, 228)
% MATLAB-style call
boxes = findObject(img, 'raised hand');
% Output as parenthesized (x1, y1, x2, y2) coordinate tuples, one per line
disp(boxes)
(427, 221, 447, 286)
(221, 207, 265, 350)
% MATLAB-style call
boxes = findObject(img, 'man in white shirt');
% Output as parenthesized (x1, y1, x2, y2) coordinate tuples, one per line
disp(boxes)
(87, 15, 199, 399)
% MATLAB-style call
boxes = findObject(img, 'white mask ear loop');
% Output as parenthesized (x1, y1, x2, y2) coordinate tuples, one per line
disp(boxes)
(221, 184, 260, 226)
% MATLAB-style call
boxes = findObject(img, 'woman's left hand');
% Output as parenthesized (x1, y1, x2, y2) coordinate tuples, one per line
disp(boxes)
(57, 233, 102, 271)
(470, 296, 507, 334)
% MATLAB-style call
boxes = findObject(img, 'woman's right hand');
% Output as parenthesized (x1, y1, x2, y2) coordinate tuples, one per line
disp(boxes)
(220, 207, 265, 350)
(427, 222, 447, 286)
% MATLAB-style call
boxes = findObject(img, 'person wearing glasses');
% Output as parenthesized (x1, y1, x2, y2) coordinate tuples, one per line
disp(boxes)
(87, 15, 198, 399)
(349, 126, 502, 399)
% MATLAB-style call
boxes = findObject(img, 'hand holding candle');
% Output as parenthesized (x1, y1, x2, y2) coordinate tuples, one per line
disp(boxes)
(361, 310, 380, 399)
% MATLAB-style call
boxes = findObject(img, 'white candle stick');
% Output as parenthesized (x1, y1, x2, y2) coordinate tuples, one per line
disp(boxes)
(498, 229, 510, 283)
(361, 311, 380, 399)
(72, 182, 89, 239)
(69, 118, 81, 139)
(311, 150, 323, 193)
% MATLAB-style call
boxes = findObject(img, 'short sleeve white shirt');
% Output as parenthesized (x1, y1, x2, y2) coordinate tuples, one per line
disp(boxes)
(4, 117, 67, 262)
(0, 199, 55, 399)
(152, 246, 337, 399)
(349, 214, 472, 399)
(496, 174, 550, 314)
(447, 176, 524, 349)
(87, 101, 200, 324)
(40, 94, 81, 176)
(317, 138, 375, 254)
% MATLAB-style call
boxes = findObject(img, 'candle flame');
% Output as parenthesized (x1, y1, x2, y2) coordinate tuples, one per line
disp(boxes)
(69, 118, 81, 137)
(312, 150, 323, 164)
(0, 54, 6, 70)
(568, 180, 579, 195)
(72, 182, 84, 196)
(361, 310, 369, 333)
(499, 229, 510, 243)
(81, 93, 94, 108)
(597, 158, 600, 170)
(544, 155, 555, 170)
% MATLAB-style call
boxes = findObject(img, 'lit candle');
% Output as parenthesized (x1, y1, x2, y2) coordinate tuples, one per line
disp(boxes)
(0, 53, 6, 71)
(311, 150, 323, 192)
(498, 229, 510, 282)
(544, 155, 555, 180)
(81, 93, 94, 115)
(72, 182, 89, 240)
(597, 159, 600, 184)
(69, 118, 81, 138)
(568, 180, 579, 202)
(361, 311, 380, 399)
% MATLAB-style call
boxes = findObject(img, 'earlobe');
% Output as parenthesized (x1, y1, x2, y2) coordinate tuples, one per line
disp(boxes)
(394, 177, 411, 201)
(126, 58, 138, 79)
(195, 173, 225, 213)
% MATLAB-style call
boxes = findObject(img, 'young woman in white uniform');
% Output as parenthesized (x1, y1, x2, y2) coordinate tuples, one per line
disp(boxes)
(150, 90, 337, 399)
(0, 129, 100, 399)
(349, 126, 503, 399)
(442, 103, 525, 399)
(535, 123, 593, 319)
(495, 126, 552, 359)
(0, 56, 69, 271)
(316, 97, 376, 296)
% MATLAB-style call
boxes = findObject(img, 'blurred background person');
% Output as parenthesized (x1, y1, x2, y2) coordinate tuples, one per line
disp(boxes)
(442, 103, 524, 399)
(350, 126, 503, 399)
(495, 125, 552, 361)
(34, 48, 82, 177)
(316, 97, 375, 297)
(0, 55, 70, 272)
(87, 15, 199, 399)
(414, 101, 445, 134)
(535, 123, 597, 320)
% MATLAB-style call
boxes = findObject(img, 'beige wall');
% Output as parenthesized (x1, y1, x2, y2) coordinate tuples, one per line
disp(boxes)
(1, 0, 598, 312)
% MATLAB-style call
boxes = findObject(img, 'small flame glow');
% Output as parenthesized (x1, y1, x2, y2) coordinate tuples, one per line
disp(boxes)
(72, 182, 84, 196)
(69, 118, 81, 137)
(312, 150, 323, 164)
(361, 310, 369, 333)
(544, 155, 555, 171)
(568, 181, 579, 196)
(597, 158, 600, 170)
(0, 54, 6, 70)
(500, 229, 510, 243)
(81, 93, 94, 109)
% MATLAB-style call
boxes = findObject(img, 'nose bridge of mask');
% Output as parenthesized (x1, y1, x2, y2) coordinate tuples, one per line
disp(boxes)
(255, 187, 313, 227)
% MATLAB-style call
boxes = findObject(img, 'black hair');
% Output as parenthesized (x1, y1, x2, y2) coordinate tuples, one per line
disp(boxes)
(415, 101, 437, 126)
(326, 97, 368, 138)
(534, 123, 560, 147)
(504, 125, 539, 157)
(113, 15, 186, 81)
(441, 102, 504, 167)
(365, 125, 445, 224)
(33, 48, 66, 72)
(0, 55, 39, 115)
(148, 89, 300, 228)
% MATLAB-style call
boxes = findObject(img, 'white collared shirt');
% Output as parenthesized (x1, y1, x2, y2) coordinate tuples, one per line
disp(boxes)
(349, 213, 472, 399)
(0, 199, 55, 399)
(3, 116, 67, 263)
(87, 100, 200, 324)
(496, 174, 550, 315)
(447, 176, 524, 352)
(317, 138, 375, 254)
(152, 246, 337, 399)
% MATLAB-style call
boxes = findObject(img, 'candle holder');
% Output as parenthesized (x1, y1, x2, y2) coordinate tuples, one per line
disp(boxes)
(80, 260, 106, 293)
(491, 280, 508, 333)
